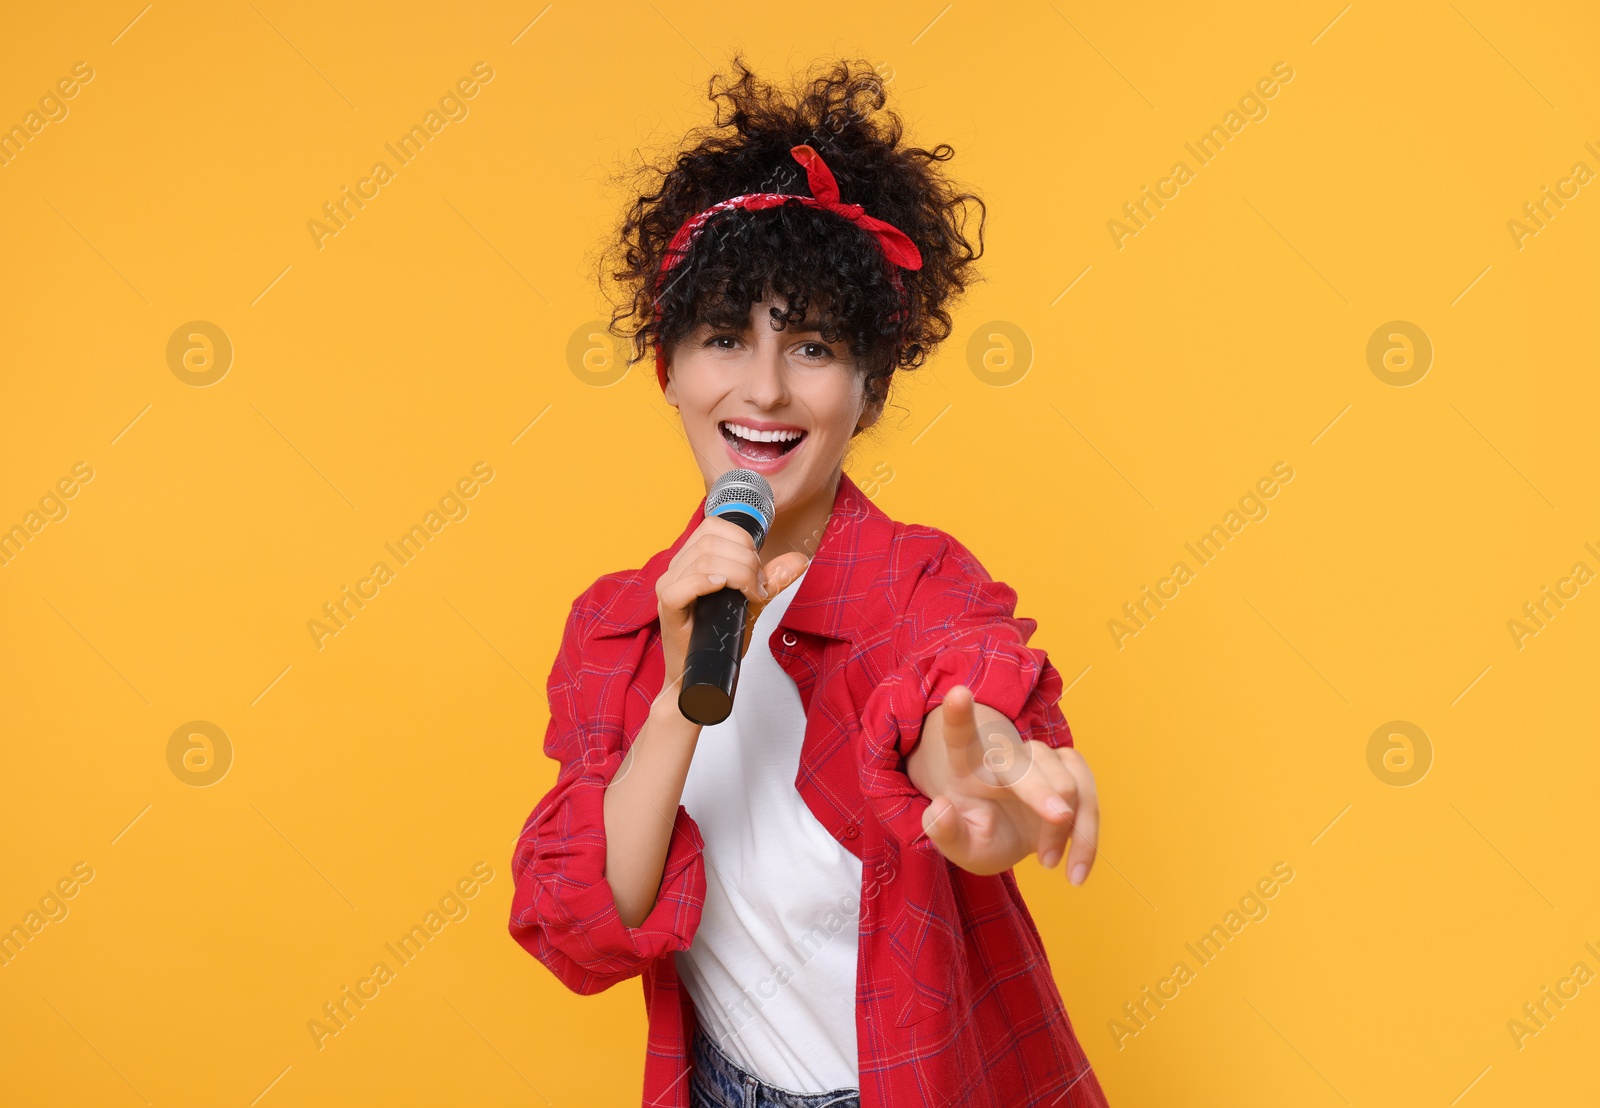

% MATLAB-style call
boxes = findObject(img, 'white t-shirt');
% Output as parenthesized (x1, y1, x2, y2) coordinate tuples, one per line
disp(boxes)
(675, 569, 863, 1092)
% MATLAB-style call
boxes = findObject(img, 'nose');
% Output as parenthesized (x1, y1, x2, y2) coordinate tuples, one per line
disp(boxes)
(743, 340, 789, 410)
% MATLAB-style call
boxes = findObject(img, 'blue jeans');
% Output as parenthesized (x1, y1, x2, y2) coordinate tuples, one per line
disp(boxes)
(689, 1025, 860, 1108)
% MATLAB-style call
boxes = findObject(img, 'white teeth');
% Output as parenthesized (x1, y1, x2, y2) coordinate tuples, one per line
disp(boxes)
(723, 422, 803, 443)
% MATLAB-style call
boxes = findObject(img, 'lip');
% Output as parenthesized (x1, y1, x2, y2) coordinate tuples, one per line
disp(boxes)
(717, 419, 809, 475)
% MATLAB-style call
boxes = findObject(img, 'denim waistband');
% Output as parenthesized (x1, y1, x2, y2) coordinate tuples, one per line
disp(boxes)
(690, 1025, 860, 1108)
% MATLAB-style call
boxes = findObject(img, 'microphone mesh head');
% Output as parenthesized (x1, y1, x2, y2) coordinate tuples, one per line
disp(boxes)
(705, 468, 775, 547)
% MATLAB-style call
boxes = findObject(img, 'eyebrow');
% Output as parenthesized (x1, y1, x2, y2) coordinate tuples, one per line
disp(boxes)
(702, 319, 826, 334)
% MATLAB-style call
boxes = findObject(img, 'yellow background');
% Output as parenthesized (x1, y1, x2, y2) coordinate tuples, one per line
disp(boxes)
(2, 1, 1596, 1104)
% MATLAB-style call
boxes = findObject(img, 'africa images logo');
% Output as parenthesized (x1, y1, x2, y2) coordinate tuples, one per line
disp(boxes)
(1107, 62, 1295, 249)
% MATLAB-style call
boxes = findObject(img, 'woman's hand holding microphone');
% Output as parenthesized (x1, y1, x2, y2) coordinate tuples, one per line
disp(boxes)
(605, 516, 807, 929)
(654, 516, 810, 693)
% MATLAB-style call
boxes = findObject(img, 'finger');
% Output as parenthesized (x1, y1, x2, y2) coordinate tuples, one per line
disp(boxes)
(1019, 745, 1079, 868)
(665, 566, 758, 611)
(682, 542, 763, 577)
(939, 685, 979, 776)
(672, 523, 760, 583)
(658, 567, 761, 612)
(682, 554, 764, 602)
(980, 732, 1077, 821)
(698, 516, 759, 550)
(678, 528, 745, 554)
(920, 796, 971, 861)
(1062, 760, 1099, 885)
(682, 531, 765, 563)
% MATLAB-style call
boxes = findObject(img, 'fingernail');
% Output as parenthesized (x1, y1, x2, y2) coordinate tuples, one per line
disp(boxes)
(1070, 864, 1088, 886)
(758, 583, 769, 598)
(1046, 797, 1070, 817)
(1040, 850, 1061, 869)
(708, 574, 726, 586)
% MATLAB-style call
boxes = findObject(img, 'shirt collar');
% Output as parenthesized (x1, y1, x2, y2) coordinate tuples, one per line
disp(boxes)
(591, 471, 895, 642)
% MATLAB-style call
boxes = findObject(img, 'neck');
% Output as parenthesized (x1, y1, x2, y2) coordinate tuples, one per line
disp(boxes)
(760, 468, 841, 567)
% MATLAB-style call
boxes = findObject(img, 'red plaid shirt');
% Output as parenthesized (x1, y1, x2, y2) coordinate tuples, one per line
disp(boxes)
(509, 473, 1108, 1107)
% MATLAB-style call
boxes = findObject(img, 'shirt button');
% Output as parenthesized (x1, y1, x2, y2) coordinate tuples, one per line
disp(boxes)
(781, 632, 798, 647)
(842, 823, 859, 840)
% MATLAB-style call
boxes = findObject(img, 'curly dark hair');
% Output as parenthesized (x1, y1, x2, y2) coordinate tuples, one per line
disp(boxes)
(600, 54, 986, 404)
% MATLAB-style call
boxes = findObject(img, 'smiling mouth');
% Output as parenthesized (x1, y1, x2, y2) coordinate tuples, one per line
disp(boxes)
(719, 420, 807, 463)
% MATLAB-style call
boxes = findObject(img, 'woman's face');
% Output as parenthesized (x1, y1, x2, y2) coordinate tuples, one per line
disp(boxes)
(663, 294, 882, 517)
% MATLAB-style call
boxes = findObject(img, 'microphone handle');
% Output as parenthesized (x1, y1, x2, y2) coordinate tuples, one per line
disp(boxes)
(678, 587, 748, 725)
(677, 507, 765, 726)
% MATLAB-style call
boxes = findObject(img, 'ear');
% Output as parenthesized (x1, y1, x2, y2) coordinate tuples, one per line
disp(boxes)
(662, 352, 679, 408)
(854, 390, 885, 435)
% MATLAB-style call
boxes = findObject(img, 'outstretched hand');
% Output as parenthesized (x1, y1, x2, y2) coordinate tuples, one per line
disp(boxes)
(906, 685, 1099, 884)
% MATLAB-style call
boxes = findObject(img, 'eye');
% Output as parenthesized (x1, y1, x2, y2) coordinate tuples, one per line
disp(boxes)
(797, 341, 834, 360)
(703, 332, 740, 350)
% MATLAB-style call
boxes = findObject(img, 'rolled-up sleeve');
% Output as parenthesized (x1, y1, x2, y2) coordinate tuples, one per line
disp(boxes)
(508, 589, 706, 995)
(858, 537, 1073, 851)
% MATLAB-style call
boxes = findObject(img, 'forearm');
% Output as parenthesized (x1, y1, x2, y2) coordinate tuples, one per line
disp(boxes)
(906, 699, 1019, 799)
(602, 691, 702, 928)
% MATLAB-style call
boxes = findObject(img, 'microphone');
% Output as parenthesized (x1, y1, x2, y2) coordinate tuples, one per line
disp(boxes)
(678, 468, 776, 726)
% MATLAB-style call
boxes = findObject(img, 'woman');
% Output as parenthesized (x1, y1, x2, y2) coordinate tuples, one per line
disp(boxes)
(510, 56, 1108, 1108)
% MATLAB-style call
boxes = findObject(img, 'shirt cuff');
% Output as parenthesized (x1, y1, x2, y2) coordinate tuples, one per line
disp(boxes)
(858, 634, 1071, 852)
(509, 748, 706, 994)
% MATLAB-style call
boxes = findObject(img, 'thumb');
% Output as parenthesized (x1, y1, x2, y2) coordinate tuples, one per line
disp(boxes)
(739, 553, 810, 658)
(760, 552, 810, 597)
(920, 796, 967, 856)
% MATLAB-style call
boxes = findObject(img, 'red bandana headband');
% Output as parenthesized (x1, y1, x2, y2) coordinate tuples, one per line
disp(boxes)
(652, 143, 923, 389)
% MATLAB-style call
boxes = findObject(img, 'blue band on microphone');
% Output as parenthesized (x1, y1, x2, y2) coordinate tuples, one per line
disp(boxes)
(709, 502, 769, 529)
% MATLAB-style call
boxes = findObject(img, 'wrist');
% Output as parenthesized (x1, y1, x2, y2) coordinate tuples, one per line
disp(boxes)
(648, 685, 701, 740)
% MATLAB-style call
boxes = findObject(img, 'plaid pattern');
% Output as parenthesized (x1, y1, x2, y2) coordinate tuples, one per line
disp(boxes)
(509, 474, 1109, 1108)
